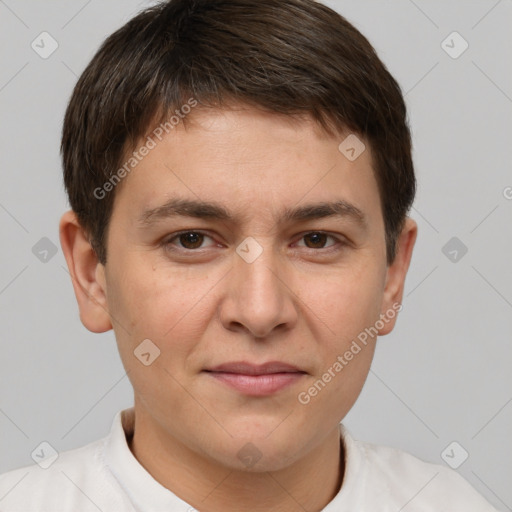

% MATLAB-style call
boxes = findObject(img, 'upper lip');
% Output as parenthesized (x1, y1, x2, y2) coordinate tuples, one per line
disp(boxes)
(205, 361, 305, 375)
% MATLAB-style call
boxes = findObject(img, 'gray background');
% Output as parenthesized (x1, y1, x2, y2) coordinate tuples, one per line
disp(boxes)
(0, 0, 511, 509)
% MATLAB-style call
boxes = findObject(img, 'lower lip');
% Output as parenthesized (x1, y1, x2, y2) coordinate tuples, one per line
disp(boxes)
(207, 372, 304, 396)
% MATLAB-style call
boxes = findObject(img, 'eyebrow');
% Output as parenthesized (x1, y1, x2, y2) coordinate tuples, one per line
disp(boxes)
(137, 198, 367, 229)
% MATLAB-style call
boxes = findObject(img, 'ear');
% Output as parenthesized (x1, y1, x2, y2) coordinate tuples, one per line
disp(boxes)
(59, 210, 112, 333)
(378, 217, 418, 335)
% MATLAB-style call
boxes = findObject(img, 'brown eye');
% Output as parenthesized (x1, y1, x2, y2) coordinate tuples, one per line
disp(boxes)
(302, 232, 331, 249)
(178, 232, 205, 249)
(162, 230, 219, 256)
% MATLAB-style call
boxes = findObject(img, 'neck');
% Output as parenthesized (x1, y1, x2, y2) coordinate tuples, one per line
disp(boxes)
(128, 410, 344, 512)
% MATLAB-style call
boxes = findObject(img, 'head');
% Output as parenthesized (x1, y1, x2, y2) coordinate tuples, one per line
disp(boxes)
(60, 0, 417, 472)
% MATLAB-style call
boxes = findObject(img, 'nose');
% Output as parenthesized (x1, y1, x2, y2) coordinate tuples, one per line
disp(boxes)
(219, 243, 298, 339)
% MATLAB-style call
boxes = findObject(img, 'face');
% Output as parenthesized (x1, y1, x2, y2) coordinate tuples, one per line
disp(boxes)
(64, 105, 415, 472)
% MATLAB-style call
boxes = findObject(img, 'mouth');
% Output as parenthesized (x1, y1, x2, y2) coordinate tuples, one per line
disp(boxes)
(203, 361, 307, 396)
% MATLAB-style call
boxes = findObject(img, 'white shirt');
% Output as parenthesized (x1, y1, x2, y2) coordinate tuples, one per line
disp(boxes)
(0, 407, 497, 511)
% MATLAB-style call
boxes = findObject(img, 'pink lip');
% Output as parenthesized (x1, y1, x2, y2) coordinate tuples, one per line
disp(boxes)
(204, 361, 306, 396)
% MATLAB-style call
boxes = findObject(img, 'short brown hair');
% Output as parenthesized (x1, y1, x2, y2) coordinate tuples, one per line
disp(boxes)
(61, 0, 416, 265)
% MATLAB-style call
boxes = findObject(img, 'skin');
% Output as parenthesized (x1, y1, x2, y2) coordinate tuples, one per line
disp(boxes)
(60, 105, 417, 512)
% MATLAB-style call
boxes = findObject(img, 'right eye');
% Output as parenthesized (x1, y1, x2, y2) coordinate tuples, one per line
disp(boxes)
(164, 231, 217, 251)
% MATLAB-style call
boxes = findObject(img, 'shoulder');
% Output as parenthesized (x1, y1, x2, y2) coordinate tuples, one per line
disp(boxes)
(342, 429, 497, 511)
(0, 436, 131, 512)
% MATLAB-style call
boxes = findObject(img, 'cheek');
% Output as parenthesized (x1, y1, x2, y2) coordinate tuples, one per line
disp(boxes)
(106, 259, 217, 369)
(105, 265, 213, 408)
(295, 274, 381, 420)
(299, 259, 385, 347)
(108, 257, 201, 329)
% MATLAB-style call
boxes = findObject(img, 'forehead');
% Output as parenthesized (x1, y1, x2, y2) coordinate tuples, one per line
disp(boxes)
(111, 106, 382, 231)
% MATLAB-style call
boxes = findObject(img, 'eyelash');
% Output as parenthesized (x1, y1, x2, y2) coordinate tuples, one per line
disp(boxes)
(162, 230, 346, 253)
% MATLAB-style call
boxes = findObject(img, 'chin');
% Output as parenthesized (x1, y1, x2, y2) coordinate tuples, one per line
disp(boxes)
(205, 427, 310, 473)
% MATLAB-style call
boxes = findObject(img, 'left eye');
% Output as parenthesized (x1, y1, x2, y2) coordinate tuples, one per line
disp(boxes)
(295, 232, 338, 249)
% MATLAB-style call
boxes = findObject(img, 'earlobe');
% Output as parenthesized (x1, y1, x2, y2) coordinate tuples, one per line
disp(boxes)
(378, 217, 418, 336)
(59, 210, 113, 333)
